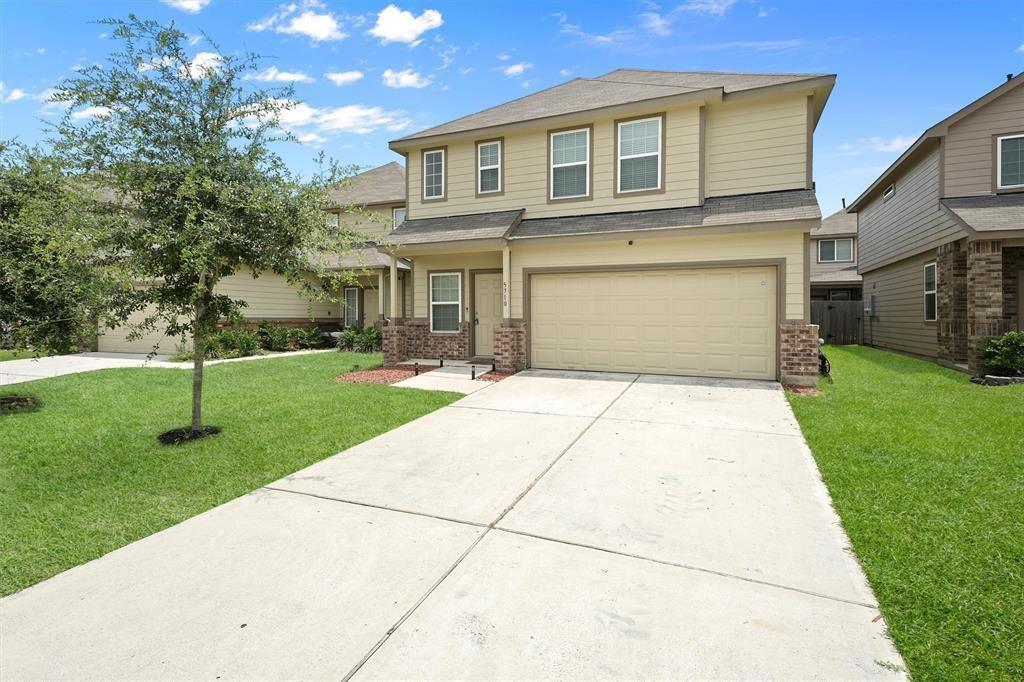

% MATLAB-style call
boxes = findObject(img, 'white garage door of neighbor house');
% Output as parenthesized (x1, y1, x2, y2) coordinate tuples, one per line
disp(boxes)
(530, 266, 777, 380)
(97, 306, 178, 355)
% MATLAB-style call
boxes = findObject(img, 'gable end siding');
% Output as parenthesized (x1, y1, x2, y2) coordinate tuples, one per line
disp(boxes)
(944, 83, 1024, 197)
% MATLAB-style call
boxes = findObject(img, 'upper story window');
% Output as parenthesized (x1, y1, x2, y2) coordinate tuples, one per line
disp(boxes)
(818, 238, 854, 263)
(392, 207, 406, 229)
(422, 148, 445, 200)
(550, 127, 590, 200)
(997, 133, 1024, 190)
(617, 116, 662, 193)
(923, 262, 937, 321)
(477, 140, 502, 194)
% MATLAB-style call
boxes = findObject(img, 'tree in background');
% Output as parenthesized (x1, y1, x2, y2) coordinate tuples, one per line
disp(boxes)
(51, 16, 363, 441)
(0, 143, 115, 357)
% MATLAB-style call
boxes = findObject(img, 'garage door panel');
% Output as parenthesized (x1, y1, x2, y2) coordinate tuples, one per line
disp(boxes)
(530, 267, 776, 380)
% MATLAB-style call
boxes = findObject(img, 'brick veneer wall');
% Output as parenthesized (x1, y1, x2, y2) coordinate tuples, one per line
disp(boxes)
(967, 240, 1005, 374)
(1003, 247, 1024, 330)
(381, 317, 470, 364)
(494, 321, 527, 373)
(779, 322, 819, 386)
(937, 239, 968, 364)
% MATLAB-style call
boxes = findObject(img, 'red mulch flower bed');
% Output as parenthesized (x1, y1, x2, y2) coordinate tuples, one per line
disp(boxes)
(784, 384, 824, 397)
(337, 364, 437, 385)
(477, 371, 512, 382)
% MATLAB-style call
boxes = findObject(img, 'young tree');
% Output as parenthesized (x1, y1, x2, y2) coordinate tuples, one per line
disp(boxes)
(0, 143, 115, 356)
(51, 16, 362, 439)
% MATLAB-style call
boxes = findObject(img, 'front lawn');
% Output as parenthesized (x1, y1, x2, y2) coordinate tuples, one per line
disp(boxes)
(0, 352, 460, 596)
(787, 346, 1023, 681)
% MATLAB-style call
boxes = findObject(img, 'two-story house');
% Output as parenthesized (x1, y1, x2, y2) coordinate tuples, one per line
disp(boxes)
(848, 72, 1024, 373)
(377, 69, 836, 385)
(810, 209, 861, 301)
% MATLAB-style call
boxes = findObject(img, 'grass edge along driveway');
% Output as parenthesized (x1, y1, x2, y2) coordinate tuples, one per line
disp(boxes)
(0, 352, 460, 597)
(787, 345, 1023, 681)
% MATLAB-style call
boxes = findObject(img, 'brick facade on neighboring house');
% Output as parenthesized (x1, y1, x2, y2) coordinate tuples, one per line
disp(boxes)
(779, 322, 820, 386)
(966, 240, 1006, 373)
(937, 239, 968, 364)
(494, 321, 528, 373)
(382, 318, 470, 365)
(1002, 246, 1024, 330)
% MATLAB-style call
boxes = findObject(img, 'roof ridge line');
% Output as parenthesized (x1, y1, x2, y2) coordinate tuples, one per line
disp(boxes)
(600, 68, 829, 78)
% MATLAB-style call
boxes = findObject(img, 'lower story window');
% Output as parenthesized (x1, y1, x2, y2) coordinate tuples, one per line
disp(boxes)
(924, 262, 937, 321)
(430, 272, 461, 332)
(344, 287, 360, 327)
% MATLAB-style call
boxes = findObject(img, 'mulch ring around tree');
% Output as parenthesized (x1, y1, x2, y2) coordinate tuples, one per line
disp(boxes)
(158, 426, 222, 445)
(337, 364, 438, 385)
(0, 395, 41, 415)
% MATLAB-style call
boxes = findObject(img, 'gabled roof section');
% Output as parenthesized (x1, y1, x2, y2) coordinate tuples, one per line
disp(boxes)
(326, 161, 405, 208)
(390, 209, 524, 245)
(813, 209, 857, 237)
(315, 245, 411, 271)
(848, 72, 1024, 212)
(940, 193, 1024, 234)
(391, 69, 833, 146)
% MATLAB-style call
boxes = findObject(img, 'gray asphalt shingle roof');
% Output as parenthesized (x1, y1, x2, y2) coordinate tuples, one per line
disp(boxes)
(940, 193, 1024, 233)
(326, 162, 405, 207)
(811, 266, 862, 284)
(389, 209, 524, 245)
(392, 69, 830, 143)
(316, 245, 410, 271)
(814, 209, 858, 237)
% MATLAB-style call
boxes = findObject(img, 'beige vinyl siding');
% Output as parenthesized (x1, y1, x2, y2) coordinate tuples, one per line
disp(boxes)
(510, 229, 807, 321)
(411, 252, 502, 319)
(944, 84, 1024, 196)
(406, 104, 701, 220)
(97, 305, 183, 354)
(810, 236, 857, 280)
(216, 268, 337, 319)
(337, 204, 402, 240)
(857, 143, 963, 273)
(704, 93, 809, 197)
(862, 250, 938, 358)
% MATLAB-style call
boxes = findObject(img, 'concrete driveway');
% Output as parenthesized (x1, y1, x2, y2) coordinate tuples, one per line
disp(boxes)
(0, 370, 906, 679)
(0, 352, 170, 385)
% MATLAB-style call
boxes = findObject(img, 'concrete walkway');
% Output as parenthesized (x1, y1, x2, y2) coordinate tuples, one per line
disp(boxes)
(0, 370, 906, 679)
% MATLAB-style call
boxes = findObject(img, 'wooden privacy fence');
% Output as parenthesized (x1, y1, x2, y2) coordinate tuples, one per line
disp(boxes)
(811, 300, 863, 345)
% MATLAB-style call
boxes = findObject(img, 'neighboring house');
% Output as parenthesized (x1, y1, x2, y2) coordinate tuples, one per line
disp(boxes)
(848, 73, 1024, 373)
(377, 69, 836, 385)
(810, 209, 861, 301)
(97, 163, 409, 354)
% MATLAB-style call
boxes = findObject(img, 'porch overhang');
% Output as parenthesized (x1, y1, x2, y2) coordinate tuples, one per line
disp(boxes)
(388, 208, 523, 252)
(940, 194, 1024, 239)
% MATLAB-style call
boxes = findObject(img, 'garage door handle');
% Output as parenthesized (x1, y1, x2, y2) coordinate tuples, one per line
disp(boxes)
(473, 316, 479, 325)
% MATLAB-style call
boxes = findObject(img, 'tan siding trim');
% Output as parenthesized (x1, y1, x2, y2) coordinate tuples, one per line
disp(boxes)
(805, 94, 814, 190)
(698, 105, 706, 204)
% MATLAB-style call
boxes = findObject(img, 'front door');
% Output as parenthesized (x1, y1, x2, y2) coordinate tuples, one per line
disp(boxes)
(473, 272, 502, 356)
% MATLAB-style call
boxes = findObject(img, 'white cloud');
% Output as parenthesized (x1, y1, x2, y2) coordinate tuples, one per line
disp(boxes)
(244, 66, 315, 83)
(458, 67, 474, 76)
(295, 131, 327, 146)
(559, 68, 572, 77)
(36, 48, 45, 55)
(187, 34, 203, 46)
(160, 0, 213, 13)
(837, 135, 916, 156)
(381, 68, 431, 88)
(1017, 43, 1024, 53)
(325, 70, 364, 86)
(757, 6, 773, 18)
(687, 39, 804, 51)
(498, 62, 532, 77)
(188, 51, 223, 76)
(71, 106, 113, 120)
(248, 1, 347, 42)
(316, 104, 410, 133)
(4, 87, 26, 103)
(368, 4, 443, 46)
(496, 52, 512, 61)
(554, 12, 633, 46)
(677, 0, 736, 15)
(639, 12, 672, 36)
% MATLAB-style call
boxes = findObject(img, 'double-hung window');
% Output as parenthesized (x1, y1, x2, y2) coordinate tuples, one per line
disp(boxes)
(550, 128, 589, 199)
(343, 287, 360, 328)
(997, 133, 1024, 190)
(423, 148, 445, 200)
(429, 272, 461, 332)
(818, 238, 854, 263)
(617, 116, 662, 193)
(477, 140, 502, 194)
(392, 207, 406, 229)
(923, 262, 937, 322)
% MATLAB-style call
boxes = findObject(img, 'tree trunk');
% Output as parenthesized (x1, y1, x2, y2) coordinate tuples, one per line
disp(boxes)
(191, 327, 205, 432)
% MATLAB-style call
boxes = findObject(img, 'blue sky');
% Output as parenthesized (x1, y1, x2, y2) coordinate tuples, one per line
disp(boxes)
(1, 0, 1022, 214)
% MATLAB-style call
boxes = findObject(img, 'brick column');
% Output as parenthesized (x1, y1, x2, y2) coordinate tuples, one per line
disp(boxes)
(494, 321, 527, 373)
(937, 239, 968, 364)
(779, 322, 820, 386)
(967, 240, 1005, 375)
(382, 318, 407, 365)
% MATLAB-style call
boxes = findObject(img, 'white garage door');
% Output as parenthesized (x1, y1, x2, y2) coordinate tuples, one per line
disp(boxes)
(530, 266, 777, 380)
(97, 306, 180, 355)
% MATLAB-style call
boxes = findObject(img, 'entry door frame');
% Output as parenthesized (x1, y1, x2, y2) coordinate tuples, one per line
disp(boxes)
(469, 268, 503, 357)
(522, 258, 787, 378)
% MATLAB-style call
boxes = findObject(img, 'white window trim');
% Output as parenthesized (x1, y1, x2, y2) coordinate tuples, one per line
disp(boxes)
(996, 133, 1024, 190)
(476, 140, 502, 194)
(923, 262, 937, 322)
(343, 287, 360, 327)
(882, 184, 896, 201)
(422, 149, 445, 200)
(617, 116, 662, 193)
(549, 127, 590, 200)
(429, 271, 462, 333)
(818, 238, 855, 263)
(392, 206, 406, 229)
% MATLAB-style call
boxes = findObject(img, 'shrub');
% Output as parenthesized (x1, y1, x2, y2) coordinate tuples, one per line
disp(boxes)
(355, 326, 381, 353)
(204, 329, 261, 359)
(337, 327, 360, 351)
(296, 326, 329, 349)
(982, 331, 1024, 376)
(256, 322, 293, 351)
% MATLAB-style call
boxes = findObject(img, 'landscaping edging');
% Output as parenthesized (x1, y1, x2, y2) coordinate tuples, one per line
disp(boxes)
(970, 374, 1024, 386)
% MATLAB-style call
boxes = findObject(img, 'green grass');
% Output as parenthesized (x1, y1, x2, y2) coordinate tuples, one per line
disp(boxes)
(787, 346, 1024, 681)
(0, 352, 460, 596)
(0, 349, 30, 362)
